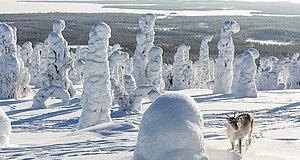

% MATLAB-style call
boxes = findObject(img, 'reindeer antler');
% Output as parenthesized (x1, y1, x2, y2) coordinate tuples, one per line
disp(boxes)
(233, 111, 236, 117)
(225, 113, 231, 118)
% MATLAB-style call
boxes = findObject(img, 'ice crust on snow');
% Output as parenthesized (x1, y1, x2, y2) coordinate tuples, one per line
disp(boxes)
(0, 107, 11, 148)
(133, 92, 209, 160)
(214, 20, 240, 94)
(79, 21, 113, 129)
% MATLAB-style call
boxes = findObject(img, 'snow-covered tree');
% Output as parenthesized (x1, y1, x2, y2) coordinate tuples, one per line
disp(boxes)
(214, 20, 240, 94)
(79, 21, 113, 129)
(109, 49, 130, 87)
(72, 46, 88, 85)
(20, 41, 33, 68)
(123, 74, 137, 95)
(111, 78, 129, 110)
(232, 48, 259, 98)
(44, 20, 76, 97)
(194, 35, 213, 89)
(282, 59, 300, 89)
(32, 86, 70, 109)
(128, 85, 162, 113)
(147, 46, 165, 93)
(133, 93, 209, 160)
(0, 107, 11, 148)
(0, 23, 30, 99)
(133, 13, 156, 87)
(162, 63, 173, 90)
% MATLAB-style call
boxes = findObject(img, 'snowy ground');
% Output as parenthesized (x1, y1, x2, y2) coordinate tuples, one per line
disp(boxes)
(0, 86, 299, 160)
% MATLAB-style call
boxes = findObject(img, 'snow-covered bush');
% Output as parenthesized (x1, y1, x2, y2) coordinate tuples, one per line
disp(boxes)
(232, 48, 259, 98)
(147, 46, 165, 93)
(133, 13, 156, 87)
(0, 107, 11, 148)
(123, 74, 137, 95)
(162, 63, 173, 90)
(32, 86, 70, 109)
(79, 21, 113, 129)
(172, 44, 194, 90)
(194, 35, 213, 89)
(133, 93, 209, 160)
(0, 23, 30, 99)
(214, 20, 240, 94)
(111, 78, 129, 110)
(282, 60, 300, 89)
(44, 20, 76, 97)
(128, 85, 162, 113)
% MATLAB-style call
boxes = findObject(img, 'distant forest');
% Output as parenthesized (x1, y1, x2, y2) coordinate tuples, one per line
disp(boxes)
(1, 12, 300, 63)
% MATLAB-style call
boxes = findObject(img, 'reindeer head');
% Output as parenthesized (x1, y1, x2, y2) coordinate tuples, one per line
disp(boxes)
(225, 112, 240, 132)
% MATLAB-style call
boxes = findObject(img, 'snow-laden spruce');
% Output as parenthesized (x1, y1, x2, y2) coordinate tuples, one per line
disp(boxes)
(72, 46, 88, 85)
(133, 13, 156, 87)
(110, 78, 129, 110)
(0, 107, 11, 148)
(0, 23, 30, 99)
(32, 86, 70, 109)
(28, 41, 41, 86)
(282, 53, 300, 89)
(128, 85, 162, 113)
(44, 20, 76, 97)
(20, 41, 33, 68)
(194, 35, 213, 89)
(79, 21, 113, 129)
(147, 46, 165, 93)
(162, 63, 173, 90)
(232, 48, 259, 98)
(214, 20, 240, 94)
(123, 74, 137, 95)
(34, 42, 48, 88)
(172, 44, 194, 90)
(133, 93, 209, 160)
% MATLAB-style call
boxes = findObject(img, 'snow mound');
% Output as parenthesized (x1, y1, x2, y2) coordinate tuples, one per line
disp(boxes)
(32, 86, 70, 109)
(0, 107, 11, 148)
(133, 92, 209, 160)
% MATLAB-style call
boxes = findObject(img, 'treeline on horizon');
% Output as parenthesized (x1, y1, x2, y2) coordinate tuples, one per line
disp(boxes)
(1, 12, 300, 64)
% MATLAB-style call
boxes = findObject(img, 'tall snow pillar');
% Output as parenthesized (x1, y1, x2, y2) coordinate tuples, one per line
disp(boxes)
(213, 20, 240, 94)
(79, 21, 113, 129)
(133, 13, 156, 87)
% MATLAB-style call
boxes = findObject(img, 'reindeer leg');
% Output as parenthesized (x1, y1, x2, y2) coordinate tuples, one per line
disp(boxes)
(231, 141, 235, 149)
(238, 138, 242, 154)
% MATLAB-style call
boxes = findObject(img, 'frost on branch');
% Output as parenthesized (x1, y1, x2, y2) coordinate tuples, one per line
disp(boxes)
(111, 78, 129, 110)
(147, 46, 165, 93)
(109, 49, 130, 87)
(44, 20, 76, 97)
(162, 63, 173, 90)
(194, 35, 213, 89)
(32, 86, 70, 109)
(0, 107, 11, 148)
(79, 21, 113, 129)
(20, 41, 33, 69)
(123, 74, 137, 95)
(232, 48, 259, 98)
(133, 93, 209, 160)
(128, 85, 162, 113)
(214, 20, 240, 94)
(133, 13, 156, 87)
(0, 23, 30, 99)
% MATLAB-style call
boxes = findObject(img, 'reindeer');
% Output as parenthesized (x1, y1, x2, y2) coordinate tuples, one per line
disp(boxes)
(226, 112, 254, 153)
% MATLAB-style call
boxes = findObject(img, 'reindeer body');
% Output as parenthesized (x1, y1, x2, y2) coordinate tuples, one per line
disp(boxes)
(226, 113, 254, 153)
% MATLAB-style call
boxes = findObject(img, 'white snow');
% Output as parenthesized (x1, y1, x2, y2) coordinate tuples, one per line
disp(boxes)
(133, 92, 209, 160)
(0, 107, 11, 148)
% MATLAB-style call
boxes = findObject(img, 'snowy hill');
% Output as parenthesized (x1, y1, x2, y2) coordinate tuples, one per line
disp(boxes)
(0, 86, 299, 160)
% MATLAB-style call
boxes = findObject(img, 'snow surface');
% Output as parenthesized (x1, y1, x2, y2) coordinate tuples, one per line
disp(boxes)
(0, 107, 11, 148)
(133, 93, 209, 160)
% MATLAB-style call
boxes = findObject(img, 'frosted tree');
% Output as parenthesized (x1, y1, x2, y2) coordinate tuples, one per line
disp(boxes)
(0, 23, 30, 99)
(133, 13, 156, 87)
(147, 46, 165, 93)
(128, 85, 162, 113)
(282, 60, 300, 89)
(257, 67, 281, 90)
(79, 21, 113, 129)
(123, 74, 137, 95)
(232, 48, 259, 98)
(172, 44, 192, 90)
(74, 47, 88, 85)
(214, 20, 240, 94)
(162, 63, 173, 90)
(20, 41, 33, 68)
(124, 58, 133, 75)
(272, 58, 289, 85)
(111, 78, 129, 110)
(133, 93, 209, 160)
(34, 43, 49, 88)
(0, 108, 11, 148)
(109, 49, 130, 86)
(194, 35, 213, 88)
(291, 52, 299, 62)
(44, 20, 76, 97)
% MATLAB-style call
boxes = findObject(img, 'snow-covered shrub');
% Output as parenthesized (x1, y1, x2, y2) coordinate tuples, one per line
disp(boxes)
(194, 35, 213, 89)
(232, 48, 259, 98)
(0, 23, 30, 99)
(282, 60, 300, 89)
(79, 21, 113, 129)
(133, 13, 156, 87)
(33, 42, 48, 88)
(44, 20, 76, 97)
(109, 49, 130, 87)
(32, 86, 70, 109)
(214, 20, 240, 94)
(0, 107, 11, 148)
(20, 41, 33, 68)
(162, 63, 173, 90)
(133, 93, 209, 160)
(147, 46, 165, 93)
(123, 74, 137, 95)
(111, 78, 129, 110)
(128, 85, 162, 113)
